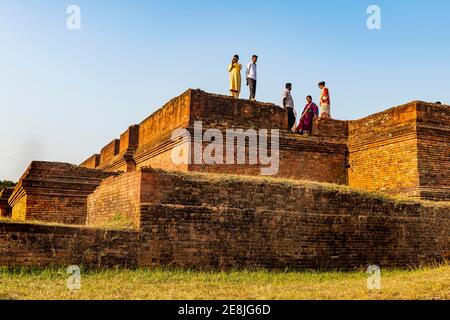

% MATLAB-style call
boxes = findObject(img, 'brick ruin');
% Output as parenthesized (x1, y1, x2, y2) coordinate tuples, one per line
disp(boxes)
(7, 162, 117, 225)
(0, 188, 13, 218)
(0, 89, 449, 270)
(78, 89, 449, 201)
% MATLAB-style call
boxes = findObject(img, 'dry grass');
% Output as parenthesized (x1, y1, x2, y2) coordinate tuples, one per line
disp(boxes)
(0, 218, 85, 228)
(89, 213, 135, 230)
(0, 215, 134, 231)
(0, 266, 448, 300)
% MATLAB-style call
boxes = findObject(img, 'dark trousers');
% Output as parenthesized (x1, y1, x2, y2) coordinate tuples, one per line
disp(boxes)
(247, 78, 257, 100)
(287, 107, 296, 129)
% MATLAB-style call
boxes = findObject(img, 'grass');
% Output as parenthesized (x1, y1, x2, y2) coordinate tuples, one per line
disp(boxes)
(0, 214, 135, 231)
(0, 265, 448, 300)
(91, 213, 135, 230)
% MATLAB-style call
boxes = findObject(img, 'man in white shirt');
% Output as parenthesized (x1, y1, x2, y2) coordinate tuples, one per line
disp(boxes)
(283, 83, 296, 130)
(246, 55, 258, 101)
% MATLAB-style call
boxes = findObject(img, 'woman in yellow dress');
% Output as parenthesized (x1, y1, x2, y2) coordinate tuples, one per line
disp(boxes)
(228, 55, 242, 99)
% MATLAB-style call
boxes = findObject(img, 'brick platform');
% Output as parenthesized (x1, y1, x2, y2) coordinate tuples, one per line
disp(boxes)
(0, 188, 13, 218)
(1, 90, 448, 270)
(81, 89, 350, 185)
(0, 221, 140, 268)
(348, 101, 450, 201)
(3, 168, 448, 270)
(80, 90, 449, 201)
(8, 161, 117, 225)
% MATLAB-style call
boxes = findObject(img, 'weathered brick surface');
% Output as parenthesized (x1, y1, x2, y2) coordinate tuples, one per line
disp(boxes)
(86, 89, 350, 185)
(119, 125, 140, 154)
(84, 168, 449, 270)
(0, 221, 140, 268)
(99, 139, 120, 166)
(87, 171, 143, 228)
(80, 154, 100, 169)
(416, 103, 450, 201)
(8, 162, 117, 225)
(187, 127, 348, 184)
(5, 92, 448, 270)
(139, 203, 448, 270)
(81, 89, 448, 200)
(0, 188, 13, 218)
(190, 89, 287, 130)
(136, 170, 449, 270)
(348, 101, 450, 201)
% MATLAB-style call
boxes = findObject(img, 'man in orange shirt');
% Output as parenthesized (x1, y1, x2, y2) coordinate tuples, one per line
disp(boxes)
(318, 81, 331, 119)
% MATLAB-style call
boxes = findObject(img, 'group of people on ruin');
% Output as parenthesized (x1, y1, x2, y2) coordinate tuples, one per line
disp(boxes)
(228, 54, 332, 135)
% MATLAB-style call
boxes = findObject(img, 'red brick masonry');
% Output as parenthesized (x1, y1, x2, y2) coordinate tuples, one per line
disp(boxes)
(1, 90, 448, 270)
(4, 168, 444, 270)
(8, 162, 117, 225)
(0, 188, 13, 218)
(81, 90, 450, 201)
(0, 222, 140, 268)
(135, 169, 450, 270)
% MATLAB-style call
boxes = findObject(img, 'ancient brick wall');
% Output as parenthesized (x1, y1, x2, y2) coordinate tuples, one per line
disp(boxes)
(348, 102, 420, 197)
(99, 139, 120, 167)
(78, 90, 448, 200)
(137, 170, 449, 270)
(11, 193, 28, 221)
(137, 90, 348, 183)
(0, 188, 13, 218)
(91, 125, 141, 173)
(80, 154, 100, 169)
(135, 136, 190, 173)
(2, 169, 448, 270)
(9, 162, 116, 225)
(86, 90, 350, 185)
(190, 89, 287, 130)
(187, 125, 348, 184)
(416, 103, 450, 201)
(119, 125, 140, 154)
(87, 171, 143, 228)
(0, 221, 140, 268)
(138, 90, 192, 149)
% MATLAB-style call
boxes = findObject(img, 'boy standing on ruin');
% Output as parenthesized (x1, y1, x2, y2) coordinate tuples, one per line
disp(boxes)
(246, 55, 258, 101)
(283, 83, 296, 130)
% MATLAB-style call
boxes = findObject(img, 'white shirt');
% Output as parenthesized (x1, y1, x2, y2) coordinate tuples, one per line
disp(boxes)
(246, 63, 257, 80)
(282, 89, 294, 108)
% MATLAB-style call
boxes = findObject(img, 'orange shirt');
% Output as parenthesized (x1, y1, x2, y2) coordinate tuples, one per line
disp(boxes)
(320, 87, 331, 105)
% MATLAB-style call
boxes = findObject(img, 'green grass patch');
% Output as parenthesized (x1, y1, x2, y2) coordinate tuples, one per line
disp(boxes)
(0, 265, 448, 300)
(93, 213, 135, 230)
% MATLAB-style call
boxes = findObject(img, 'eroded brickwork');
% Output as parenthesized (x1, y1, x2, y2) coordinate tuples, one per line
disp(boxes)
(187, 127, 348, 184)
(139, 202, 448, 270)
(81, 168, 450, 270)
(0, 188, 13, 218)
(139, 170, 449, 269)
(348, 101, 450, 200)
(100, 139, 120, 166)
(79, 89, 448, 200)
(87, 171, 143, 228)
(82, 89, 351, 185)
(348, 103, 420, 197)
(0, 221, 140, 268)
(3, 91, 448, 270)
(8, 162, 117, 225)
(4, 168, 447, 270)
(80, 154, 100, 169)
(416, 103, 450, 201)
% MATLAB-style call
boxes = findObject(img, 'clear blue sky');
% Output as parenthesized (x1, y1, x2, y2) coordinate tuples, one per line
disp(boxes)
(1, 0, 449, 181)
